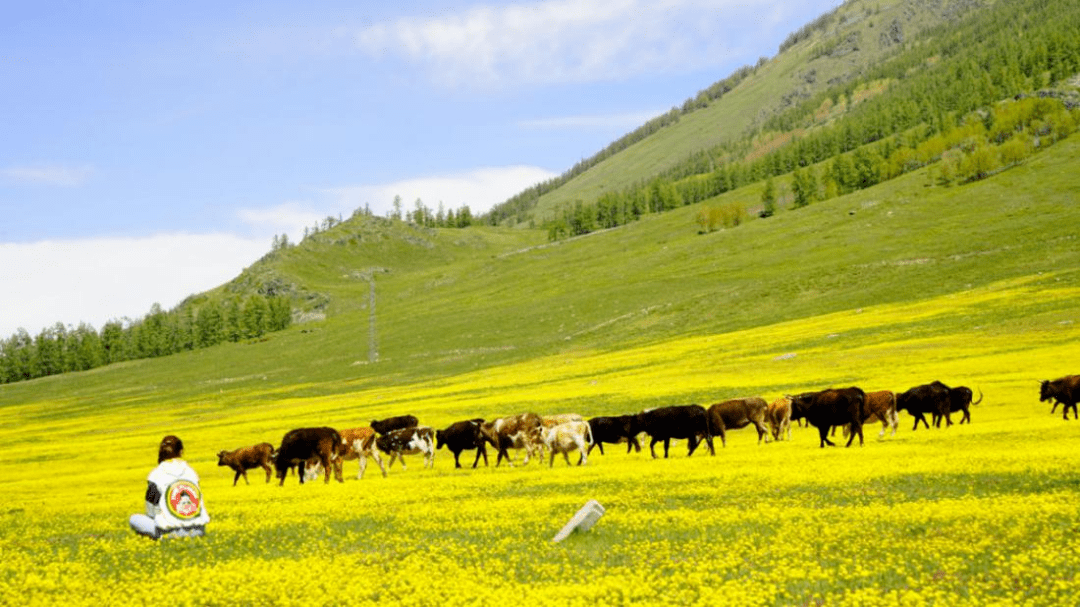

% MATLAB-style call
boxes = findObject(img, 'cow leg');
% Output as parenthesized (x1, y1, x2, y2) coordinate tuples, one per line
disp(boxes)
(961, 408, 970, 424)
(453, 449, 463, 469)
(686, 435, 700, 457)
(755, 421, 769, 444)
(649, 438, 660, 459)
(358, 455, 367, 480)
(319, 456, 332, 484)
(716, 426, 727, 448)
(818, 426, 835, 448)
(913, 414, 928, 431)
(845, 423, 863, 447)
(369, 449, 386, 477)
(262, 463, 272, 483)
(232, 469, 243, 486)
(549, 449, 556, 467)
(663, 438, 671, 459)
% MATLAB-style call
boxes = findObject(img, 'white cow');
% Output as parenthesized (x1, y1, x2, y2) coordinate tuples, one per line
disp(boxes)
(541, 420, 594, 467)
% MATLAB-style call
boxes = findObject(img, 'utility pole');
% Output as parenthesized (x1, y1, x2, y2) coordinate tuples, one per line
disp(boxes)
(357, 268, 388, 363)
(367, 275, 377, 363)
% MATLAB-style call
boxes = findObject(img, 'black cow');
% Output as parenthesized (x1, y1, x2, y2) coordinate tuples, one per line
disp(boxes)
(896, 382, 952, 430)
(435, 419, 489, 468)
(1041, 375, 1080, 420)
(636, 405, 714, 459)
(371, 415, 419, 435)
(706, 397, 771, 447)
(586, 415, 642, 455)
(932, 385, 983, 426)
(274, 427, 344, 485)
(790, 388, 867, 448)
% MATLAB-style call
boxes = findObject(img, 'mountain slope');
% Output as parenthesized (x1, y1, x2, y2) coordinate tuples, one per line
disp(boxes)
(492, 0, 1077, 226)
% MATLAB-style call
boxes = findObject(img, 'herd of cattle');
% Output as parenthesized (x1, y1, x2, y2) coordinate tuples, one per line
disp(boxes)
(214, 374, 1080, 485)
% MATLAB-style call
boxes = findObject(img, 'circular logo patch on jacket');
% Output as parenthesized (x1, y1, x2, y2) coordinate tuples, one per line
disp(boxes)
(165, 480, 202, 520)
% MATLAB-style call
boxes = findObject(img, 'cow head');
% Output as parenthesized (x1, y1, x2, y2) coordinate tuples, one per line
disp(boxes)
(435, 429, 445, 450)
(1040, 380, 1053, 402)
(788, 393, 815, 418)
(216, 451, 228, 466)
(478, 421, 498, 447)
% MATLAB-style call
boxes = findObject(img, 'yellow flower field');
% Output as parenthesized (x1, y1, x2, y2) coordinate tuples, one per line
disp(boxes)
(3, 277, 1080, 605)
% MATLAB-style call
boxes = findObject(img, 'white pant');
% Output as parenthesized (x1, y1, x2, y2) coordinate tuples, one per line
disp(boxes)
(129, 514, 205, 540)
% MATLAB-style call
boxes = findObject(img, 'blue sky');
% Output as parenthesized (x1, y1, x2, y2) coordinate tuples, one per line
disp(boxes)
(1, 0, 841, 337)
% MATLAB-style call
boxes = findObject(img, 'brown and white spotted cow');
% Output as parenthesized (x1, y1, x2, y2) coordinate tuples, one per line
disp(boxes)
(338, 427, 387, 479)
(480, 413, 546, 466)
(541, 420, 593, 467)
(766, 397, 793, 442)
(375, 426, 435, 471)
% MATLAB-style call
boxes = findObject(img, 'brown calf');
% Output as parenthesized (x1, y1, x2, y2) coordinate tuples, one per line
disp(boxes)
(217, 442, 276, 486)
(767, 397, 793, 441)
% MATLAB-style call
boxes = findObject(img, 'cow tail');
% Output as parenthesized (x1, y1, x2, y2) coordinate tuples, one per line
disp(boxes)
(585, 422, 594, 445)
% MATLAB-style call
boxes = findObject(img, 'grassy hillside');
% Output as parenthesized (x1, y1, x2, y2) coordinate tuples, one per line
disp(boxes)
(506, 0, 989, 224)
(3, 133, 1077, 414)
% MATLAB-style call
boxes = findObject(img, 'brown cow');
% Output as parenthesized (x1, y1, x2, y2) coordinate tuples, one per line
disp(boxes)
(479, 413, 545, 466)
(217, 442, 276, 486)
(274, 427, 344, 485)
(790, 388, 867, 448)
(766, 397, 793, 441)
(706, 397, 771, 447)
(842, 390, 899, 439)
(1043, 375, 1080, 420)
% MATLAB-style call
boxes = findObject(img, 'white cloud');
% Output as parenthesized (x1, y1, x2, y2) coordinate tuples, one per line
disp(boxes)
(0, 234, 267, 337)
(319, 165, 559, 219)
(236, 202, 327, 243)
(2, 164, 93, 186)
(352, 0, 780, 87)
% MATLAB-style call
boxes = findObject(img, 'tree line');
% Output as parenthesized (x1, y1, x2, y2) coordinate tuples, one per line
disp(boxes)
(0, 294, 291, 385)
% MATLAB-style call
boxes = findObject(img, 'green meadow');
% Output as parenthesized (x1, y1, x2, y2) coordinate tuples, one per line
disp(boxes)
(2, 131, 1079, 604)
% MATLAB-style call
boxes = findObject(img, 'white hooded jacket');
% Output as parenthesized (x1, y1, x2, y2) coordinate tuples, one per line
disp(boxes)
(145, 458, 211, 531)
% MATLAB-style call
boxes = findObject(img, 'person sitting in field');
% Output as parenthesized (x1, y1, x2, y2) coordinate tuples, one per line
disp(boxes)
(129, 435, 210, 539)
